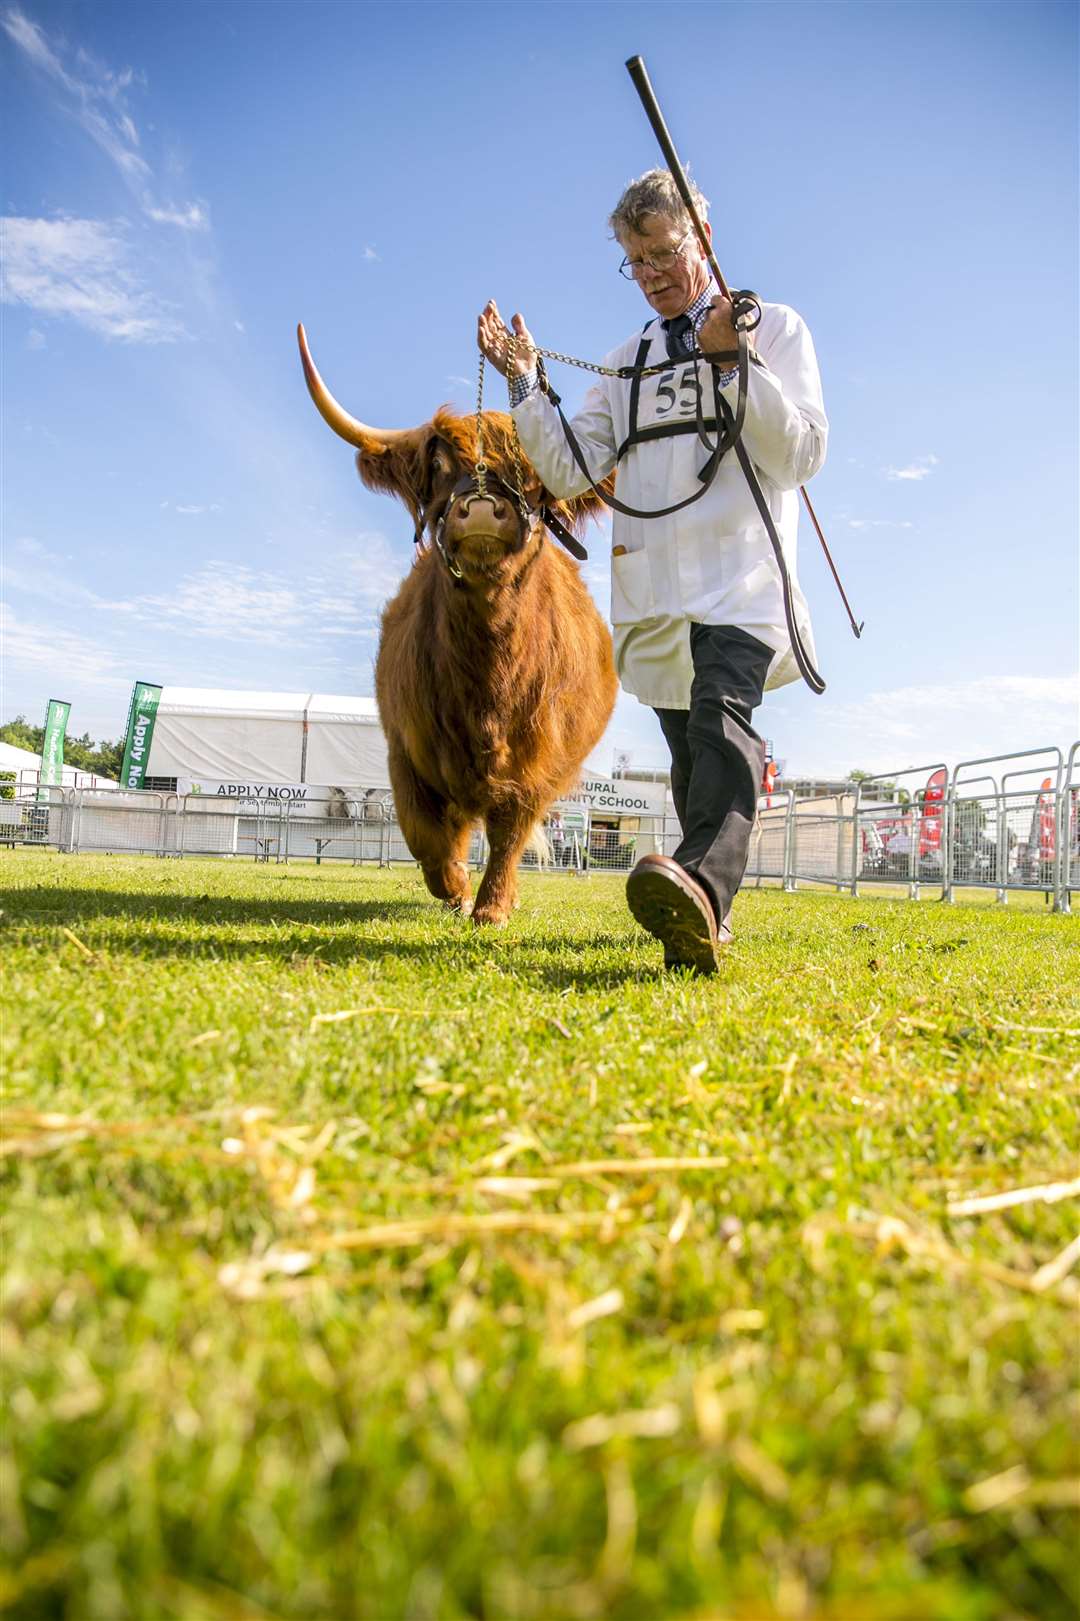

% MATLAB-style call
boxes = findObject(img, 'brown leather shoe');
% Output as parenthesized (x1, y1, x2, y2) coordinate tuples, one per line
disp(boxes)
(664, 910, 733, 969)
(626, 854, 720, 974)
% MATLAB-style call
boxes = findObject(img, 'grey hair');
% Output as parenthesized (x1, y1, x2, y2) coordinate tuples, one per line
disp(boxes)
(608, 168, 709, 243)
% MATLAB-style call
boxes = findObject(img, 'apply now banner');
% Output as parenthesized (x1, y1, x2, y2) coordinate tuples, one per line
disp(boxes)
(120, 681, 162, 791)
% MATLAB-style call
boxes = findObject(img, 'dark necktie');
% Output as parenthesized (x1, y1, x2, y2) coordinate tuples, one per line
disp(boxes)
(664, 313, 693, 360)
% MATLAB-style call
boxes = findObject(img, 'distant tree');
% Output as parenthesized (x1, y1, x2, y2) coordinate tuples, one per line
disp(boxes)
(63, 729, 123, 777)
(848, 768, 907, 803)
(0, 715, 121, 779)
(0, 716, 43, 754)
(91, 737, 124, 779)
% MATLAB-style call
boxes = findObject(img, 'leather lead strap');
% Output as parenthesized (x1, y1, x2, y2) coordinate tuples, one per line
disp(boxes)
(729, 424, 826, 695)
(540, 504, 588, 560)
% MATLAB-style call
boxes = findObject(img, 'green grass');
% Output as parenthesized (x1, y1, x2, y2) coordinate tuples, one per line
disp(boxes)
(2, 851, 1078, 1621)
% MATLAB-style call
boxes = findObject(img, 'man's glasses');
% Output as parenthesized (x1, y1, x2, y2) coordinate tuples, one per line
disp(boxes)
(617, 228, 694, 280)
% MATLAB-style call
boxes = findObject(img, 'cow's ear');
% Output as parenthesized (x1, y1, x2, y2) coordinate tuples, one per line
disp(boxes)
(354, 425, 433, 522)
(556, 474, 614, 534)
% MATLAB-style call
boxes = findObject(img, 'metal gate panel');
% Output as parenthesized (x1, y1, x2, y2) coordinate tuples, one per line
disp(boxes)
(747, 793, 793, 885)
(0, 787, 73, 850)
(74, 791, 168, 855)
(851, 764, 948, 899)
(1058, 742, 1079, 912)
(946, 748, 1063, 904)
(788, 795, 852, 890)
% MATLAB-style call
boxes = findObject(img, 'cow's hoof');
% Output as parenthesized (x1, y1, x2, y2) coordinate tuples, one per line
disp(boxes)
(471, 904, 509, 927)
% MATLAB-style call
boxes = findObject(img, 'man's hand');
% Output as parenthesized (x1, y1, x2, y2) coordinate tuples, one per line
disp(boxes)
(697, 297, 739, 361)
(477, 300, 536, 378)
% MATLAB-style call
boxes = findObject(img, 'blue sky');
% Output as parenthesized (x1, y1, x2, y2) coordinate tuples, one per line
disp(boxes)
(3, 0, 1077, 778)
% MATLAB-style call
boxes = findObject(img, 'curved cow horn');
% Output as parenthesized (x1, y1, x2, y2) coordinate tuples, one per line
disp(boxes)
(297, 323, 413, 452)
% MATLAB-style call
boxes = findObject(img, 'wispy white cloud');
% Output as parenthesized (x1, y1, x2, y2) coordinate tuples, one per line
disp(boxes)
(145, 202, 209, 231)
(361, 245, 380, 262)
(132, 564, 317, 642)
(847, 518, 914, 531)
(2, 8, 208, 231)
(0, 602, 132, 689)
(129, 556, 400, 650)
(885, 454, 939, 482)
(2, 542, 138, 613)
(818, 673, 1079, 773)
(1, 215, 185, 342)
(4, 532, 405, 639)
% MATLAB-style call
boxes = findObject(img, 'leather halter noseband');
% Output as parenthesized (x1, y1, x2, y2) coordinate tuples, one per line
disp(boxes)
(415, 470, 588, 582)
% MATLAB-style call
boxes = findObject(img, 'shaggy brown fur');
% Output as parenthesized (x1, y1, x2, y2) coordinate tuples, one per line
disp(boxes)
(360, 408, 617, 925)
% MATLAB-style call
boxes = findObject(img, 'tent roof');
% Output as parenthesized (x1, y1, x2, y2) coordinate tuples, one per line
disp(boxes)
(158, 687, 379, 723)
(0, 740, 42, 769)
(0, 738, 115, 787)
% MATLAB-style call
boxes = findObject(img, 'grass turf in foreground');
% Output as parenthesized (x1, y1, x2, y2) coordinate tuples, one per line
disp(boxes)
(1, 850, 1078, 1621)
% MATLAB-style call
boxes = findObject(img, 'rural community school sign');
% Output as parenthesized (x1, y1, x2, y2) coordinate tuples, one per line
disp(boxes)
(559, 777, 667, 816)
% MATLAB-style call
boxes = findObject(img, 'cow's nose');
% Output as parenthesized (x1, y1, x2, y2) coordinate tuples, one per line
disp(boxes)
(460, 493, 507, 521)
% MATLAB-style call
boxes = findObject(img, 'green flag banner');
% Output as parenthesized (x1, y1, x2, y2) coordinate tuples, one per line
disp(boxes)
(39, 698, 71, 788)
(120, 681, 163, 791)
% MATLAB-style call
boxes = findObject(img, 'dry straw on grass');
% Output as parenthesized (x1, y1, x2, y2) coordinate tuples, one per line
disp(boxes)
(963, 1466, 1080, 1514)
(308, 1208, 635, 1252)
(308, 1005, 467, 1029)
(562, 1402, 682, 1451)
(814, 1211, 1080, 1301)
(947, 1174, 1080, 1217)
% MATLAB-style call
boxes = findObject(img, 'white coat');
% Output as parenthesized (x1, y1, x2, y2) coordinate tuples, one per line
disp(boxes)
(512, 301, 828, 709)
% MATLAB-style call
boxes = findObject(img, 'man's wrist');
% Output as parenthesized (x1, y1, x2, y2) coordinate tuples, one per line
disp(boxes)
(508, 367, 539, 408)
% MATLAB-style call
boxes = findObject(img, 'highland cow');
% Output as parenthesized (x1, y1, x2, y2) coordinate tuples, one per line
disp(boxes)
(298, 325, 617, 925)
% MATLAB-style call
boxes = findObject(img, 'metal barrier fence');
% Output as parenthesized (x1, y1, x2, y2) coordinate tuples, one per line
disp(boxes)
(0, 785, 73, 851)
(2, 743, 1077, 911)
(743, 743, 1078, 913)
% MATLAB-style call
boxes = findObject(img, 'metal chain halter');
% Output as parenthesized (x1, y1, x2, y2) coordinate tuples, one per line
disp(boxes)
(474, 334, 532, 526)
(474, 350, 489, 497)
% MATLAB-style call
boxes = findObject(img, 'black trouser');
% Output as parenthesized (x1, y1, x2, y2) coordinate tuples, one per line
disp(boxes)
(654, 624, 772, 932)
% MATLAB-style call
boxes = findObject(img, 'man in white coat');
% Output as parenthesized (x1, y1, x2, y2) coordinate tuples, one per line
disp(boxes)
(478, 169, 827, 972)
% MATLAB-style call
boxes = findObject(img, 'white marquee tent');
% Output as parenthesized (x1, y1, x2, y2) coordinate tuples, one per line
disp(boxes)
(145, 688, 389, 791)
(0, 739, 116, 790)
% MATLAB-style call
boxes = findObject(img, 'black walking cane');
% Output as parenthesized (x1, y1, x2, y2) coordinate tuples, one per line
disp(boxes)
(625, 55, 865, 640)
